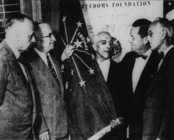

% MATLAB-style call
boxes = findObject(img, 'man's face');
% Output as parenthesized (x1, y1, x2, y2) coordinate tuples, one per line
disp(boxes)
(95, 33, 112, 61)
(39, 24, 56, 53)
(148, 23, 163, 50)
(129, 27, 145, 54)
(16, 19, 35, 52)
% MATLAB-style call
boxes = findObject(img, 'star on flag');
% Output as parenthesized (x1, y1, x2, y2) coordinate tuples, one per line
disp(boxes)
(71, 69, 74, 75)
(91, 54, 95, 60)
(89, 68, 94, 75)
(62, 16, 66, 22)
(74, 39, 82, 48)
(86, 37, 90, 43)
(77, 21, 82, 27)
(79, 80, 86, 87)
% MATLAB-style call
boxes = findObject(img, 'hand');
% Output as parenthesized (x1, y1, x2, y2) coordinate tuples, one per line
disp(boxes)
(111, 117, 124, 129)
(61, 44, 75, 61)
(156, 138, 161, 140)
(39, 131, 50, 140)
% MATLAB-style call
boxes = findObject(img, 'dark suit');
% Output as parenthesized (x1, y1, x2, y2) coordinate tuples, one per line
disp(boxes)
(23, 47, 68, 140)
(0, 40, 37, 139)
(143, 47, 174, 140)
(117, 50, 160, 140)
(100, 60, 127, 140)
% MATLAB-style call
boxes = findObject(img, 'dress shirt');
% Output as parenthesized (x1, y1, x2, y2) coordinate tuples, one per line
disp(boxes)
(158, 45, 174, 70)
(132, 49, 152, 92)
(35, 48, 58, 76)
(97, 59, 110, 82)
(5, 40, 28, 81)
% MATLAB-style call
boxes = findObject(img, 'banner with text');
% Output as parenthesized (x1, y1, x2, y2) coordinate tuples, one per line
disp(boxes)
(80, 0, 163, 54)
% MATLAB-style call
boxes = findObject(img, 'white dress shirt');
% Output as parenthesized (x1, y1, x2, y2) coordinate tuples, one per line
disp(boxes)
(132, 49, 152, 92)
(97, 59, 110, 82)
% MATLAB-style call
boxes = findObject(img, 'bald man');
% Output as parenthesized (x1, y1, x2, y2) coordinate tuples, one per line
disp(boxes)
(0, 13, 44, 139)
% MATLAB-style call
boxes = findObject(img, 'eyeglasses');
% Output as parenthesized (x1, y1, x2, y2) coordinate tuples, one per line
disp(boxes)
(28, 33, 34, 41)
(98, 40, 113, 46)
(38, 33, 54, 38)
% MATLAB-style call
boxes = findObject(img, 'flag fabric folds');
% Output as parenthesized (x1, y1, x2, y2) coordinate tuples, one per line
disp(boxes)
(59, 0, 117, 140)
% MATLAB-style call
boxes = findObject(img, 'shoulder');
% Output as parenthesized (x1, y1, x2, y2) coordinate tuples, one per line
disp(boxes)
(121, 51, 136, 64)
(122, 51, 136, 60)
(0, 43, 9, 61)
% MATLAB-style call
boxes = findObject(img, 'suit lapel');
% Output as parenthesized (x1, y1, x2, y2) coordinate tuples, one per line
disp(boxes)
(107, 60, 113, 84)
(134, 51, 158, 94)
(50, 55, 64, 96)
(146, 48, 174, 97)
(32, 50, 62, 94)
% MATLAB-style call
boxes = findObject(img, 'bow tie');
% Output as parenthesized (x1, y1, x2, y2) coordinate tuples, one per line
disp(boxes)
(135, 54, 147, 60)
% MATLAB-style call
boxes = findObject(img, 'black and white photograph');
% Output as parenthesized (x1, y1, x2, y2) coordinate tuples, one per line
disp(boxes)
(0, 0, 173, 140)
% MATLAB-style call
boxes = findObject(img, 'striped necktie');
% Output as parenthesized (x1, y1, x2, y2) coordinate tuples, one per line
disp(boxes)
(46, 54, 60, 86)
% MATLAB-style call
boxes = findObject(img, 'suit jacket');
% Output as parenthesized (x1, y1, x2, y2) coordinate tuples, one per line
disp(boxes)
(0, 40, 35, 139)
(23, 47, 68, 140)
(143, 47, 174, 140)
(117, 50, 160, 139)
(106, 60, 120, 93)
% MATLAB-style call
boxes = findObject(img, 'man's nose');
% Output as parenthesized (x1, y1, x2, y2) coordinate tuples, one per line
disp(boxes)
(147, 35, 151, 43)
(51, 34, 56, 41)
(106, 42, 111, 49)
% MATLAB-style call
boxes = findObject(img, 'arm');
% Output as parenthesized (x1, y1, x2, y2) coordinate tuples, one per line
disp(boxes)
(0, 57, 7, 106)
(61, 44, 75, 61)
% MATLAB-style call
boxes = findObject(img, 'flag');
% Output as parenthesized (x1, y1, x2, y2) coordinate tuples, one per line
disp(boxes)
(59, 0, 117, 140)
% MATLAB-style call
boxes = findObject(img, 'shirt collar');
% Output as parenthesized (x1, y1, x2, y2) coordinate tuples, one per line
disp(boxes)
(35, 48, 48, 58)
(97, 58, 110, 65)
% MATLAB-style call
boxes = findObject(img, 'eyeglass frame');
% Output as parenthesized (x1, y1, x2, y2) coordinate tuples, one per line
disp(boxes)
(37, 33, 54, 38)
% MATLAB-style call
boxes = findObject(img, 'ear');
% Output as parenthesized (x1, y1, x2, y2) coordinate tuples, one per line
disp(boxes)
(143, 36, 148, 45)
(161, 30, 167, 40)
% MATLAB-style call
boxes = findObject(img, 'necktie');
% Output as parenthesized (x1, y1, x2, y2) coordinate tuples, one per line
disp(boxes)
(159, 52, 164, 60)
(46, 54, 60, 86)
(157, 52, 164, 70)
(135, 53, 147, 60)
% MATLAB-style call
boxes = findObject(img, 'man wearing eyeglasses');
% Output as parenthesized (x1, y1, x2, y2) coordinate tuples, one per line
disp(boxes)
(22, 22, 68, 140)
(92, 31, 125, 140)
(0, 13, 50, 139)
(143, 18, 174, 140)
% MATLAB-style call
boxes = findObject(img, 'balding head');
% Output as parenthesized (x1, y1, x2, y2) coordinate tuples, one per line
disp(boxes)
(34, 22, 56, 54)
(5, 13, 35, 52)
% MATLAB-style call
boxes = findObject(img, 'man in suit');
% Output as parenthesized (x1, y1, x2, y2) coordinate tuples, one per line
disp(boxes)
(23, 22, 68, 140)
(118, 19, 161, 140)
(0, 13, 48, 139)
(143, 18, 174, 140)
(93, 31, 120, 88)
(93, 31, 125, 140)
